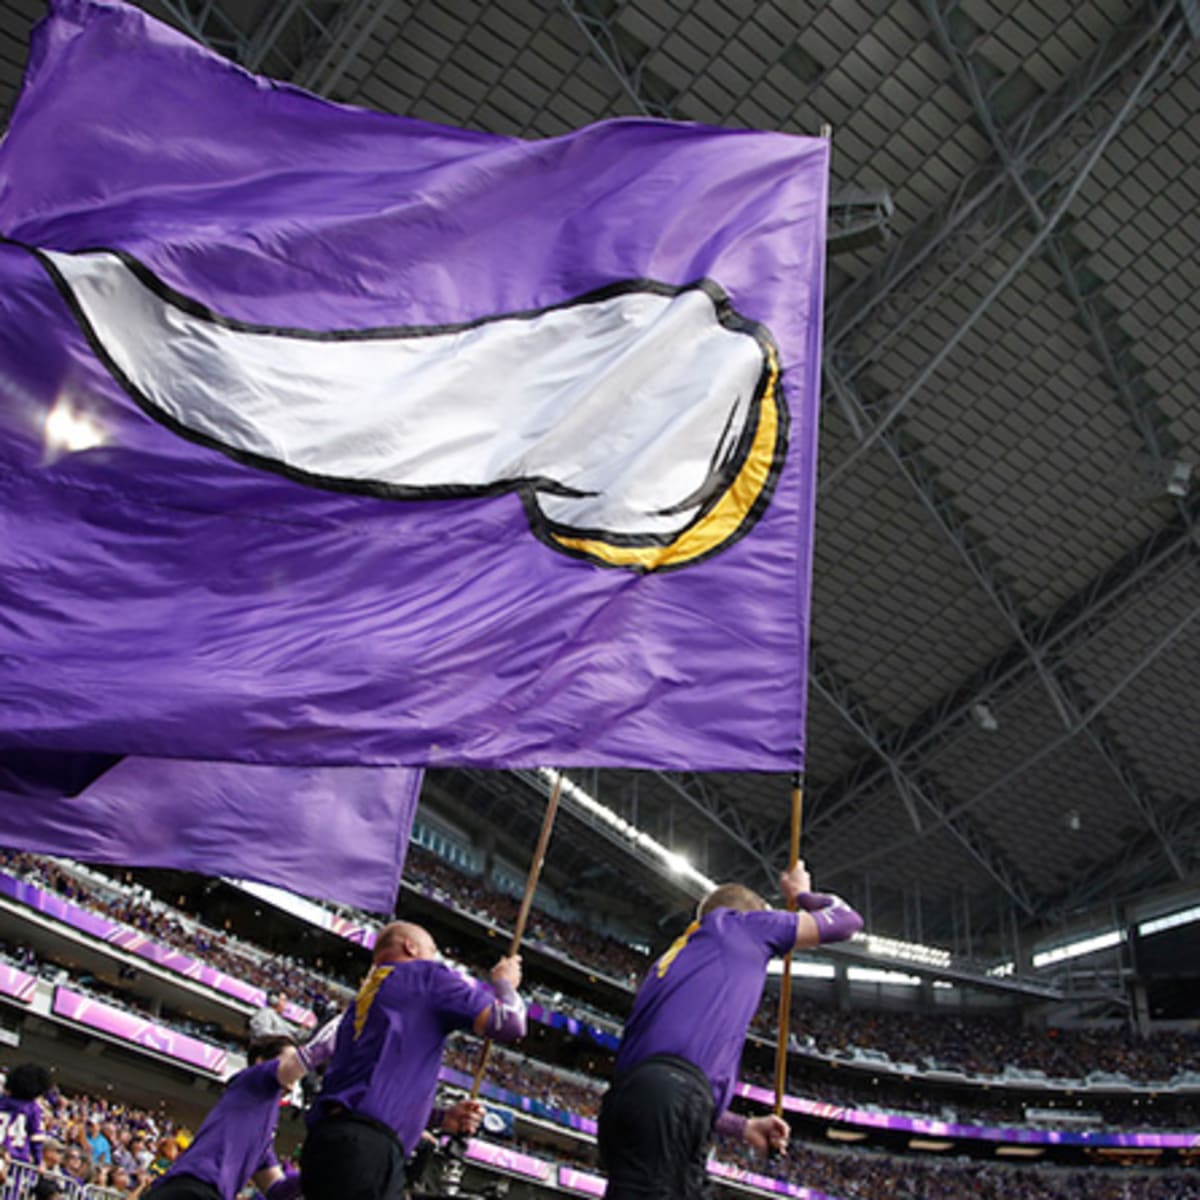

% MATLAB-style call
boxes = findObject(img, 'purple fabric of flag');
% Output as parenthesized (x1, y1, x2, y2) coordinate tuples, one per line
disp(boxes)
(0, 0, 827, 771)
(0, 757, 419, 912)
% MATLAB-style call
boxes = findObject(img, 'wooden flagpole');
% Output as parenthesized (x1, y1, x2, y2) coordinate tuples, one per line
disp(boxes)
(771, 119, 828, 1121)
(471, 771, 563, 1098)
(773, 773, 803, 1116)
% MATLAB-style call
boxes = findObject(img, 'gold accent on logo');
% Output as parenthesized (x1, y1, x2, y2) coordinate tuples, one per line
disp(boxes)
(548, 348, 782, 572)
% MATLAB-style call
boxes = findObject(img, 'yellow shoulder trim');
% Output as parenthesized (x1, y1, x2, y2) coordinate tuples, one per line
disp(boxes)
(656, 920, 701, 979)
(354, 965, 394, 1038)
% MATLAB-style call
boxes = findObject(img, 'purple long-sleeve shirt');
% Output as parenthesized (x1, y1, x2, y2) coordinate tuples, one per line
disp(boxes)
(615, 908, 797, 1114)
(311, 960, 493, 1155)
(162, 1060, 281, 1200)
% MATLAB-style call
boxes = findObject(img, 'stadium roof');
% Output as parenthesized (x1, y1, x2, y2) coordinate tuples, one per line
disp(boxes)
(3, 0, 1197, 975)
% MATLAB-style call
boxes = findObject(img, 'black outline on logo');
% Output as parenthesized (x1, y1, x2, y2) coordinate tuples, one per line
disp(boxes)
(9, 238, 790, 573)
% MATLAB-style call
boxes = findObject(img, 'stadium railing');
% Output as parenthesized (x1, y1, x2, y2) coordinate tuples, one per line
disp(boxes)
(1, 1161, 123, 1200)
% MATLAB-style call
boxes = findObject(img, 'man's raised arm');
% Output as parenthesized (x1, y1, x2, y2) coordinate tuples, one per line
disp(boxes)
(472, 955, 527, 1041)
(780, 861, 863, 950)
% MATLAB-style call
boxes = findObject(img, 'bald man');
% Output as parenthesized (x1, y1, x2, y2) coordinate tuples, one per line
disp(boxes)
(300, 921, 526, 1200)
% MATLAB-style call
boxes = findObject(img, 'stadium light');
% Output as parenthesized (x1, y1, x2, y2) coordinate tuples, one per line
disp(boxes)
(541, 768, 716, 894)
(1137, 904, 1200, 937)
(1032, 928, 1124, 969)
(663, 850, 691, 876)
(863, 932, 952, 967)
(846, 966, 921, 986)
(229, 877, 356, 933)
(766, 959, 836, 979)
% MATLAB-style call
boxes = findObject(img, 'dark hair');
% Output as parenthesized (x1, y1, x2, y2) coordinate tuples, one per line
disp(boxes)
(5, 1062, 52, 1100)
(247, 1036, 294, 1065)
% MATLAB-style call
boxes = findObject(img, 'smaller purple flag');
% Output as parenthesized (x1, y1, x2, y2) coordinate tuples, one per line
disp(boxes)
(0, 757, 419, 912)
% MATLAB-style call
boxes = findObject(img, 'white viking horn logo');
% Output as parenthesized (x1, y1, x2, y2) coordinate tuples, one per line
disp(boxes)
(41, 248, 787, 572)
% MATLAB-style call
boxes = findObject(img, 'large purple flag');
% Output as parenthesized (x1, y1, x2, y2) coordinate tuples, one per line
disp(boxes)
(0, 0, 827, 771)
(0, 755, 420, 912)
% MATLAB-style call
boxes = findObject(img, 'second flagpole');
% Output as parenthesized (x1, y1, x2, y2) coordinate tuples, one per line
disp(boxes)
(471, 770, 563, 1098)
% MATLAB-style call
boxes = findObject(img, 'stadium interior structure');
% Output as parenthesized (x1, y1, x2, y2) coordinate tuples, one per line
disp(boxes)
(1, 0, 1199, 1198)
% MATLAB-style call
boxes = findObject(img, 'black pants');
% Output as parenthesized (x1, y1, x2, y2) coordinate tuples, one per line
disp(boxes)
(301, 1112, 406, 1200)
(598, 1055, 714, 1200)
(143, 1174, 222, 1200)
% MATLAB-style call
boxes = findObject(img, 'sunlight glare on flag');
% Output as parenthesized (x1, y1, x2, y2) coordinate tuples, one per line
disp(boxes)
(43, 394, 106, 458)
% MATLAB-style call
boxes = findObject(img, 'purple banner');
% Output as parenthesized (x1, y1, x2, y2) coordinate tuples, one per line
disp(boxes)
(0, 961, 37, 1004)
(282, 1001, 315, 1026)
(528, 1001, 619, 1051)
(52, 986, 228, 1073)
(468, 1137, 836, 1200)
(0, 0, 826, 774)
(557, 1167, 606, 1197)
(328, 916, 377, 949)
(736, 1081, 1200, 1149)
(465, 1140, 555, 1183)
(707, 1159, 835, 1199)
(446, 1072, 844, 1199)
(0, 871, 316, 1024)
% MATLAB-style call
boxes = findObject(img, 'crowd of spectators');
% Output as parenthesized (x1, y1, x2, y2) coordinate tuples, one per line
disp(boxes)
(449, 1024, 1200, 1140)
(11, 912, 1195, 1151)
(405, 845, 1200, 1090)
(443, 1036, 605, 1119)
(0, 851, 350, 1018)
(0, 1063, 193, 1197)
(6, 842, 1200, 1138)
(6, 1061, 1197, 1200)
(714, 1137, 1200, 1200)
(404, 845, 651, 984)
(762, 997, 1200, 1085)
(743, 1061, 1200, 1132)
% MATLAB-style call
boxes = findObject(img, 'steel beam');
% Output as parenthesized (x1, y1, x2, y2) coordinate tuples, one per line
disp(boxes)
(825, 3, 1183, 350)
(931, 0, 1196, 531)
(648, 772, 782, 894)
(292, 0, 397, 96)
(560, 0, 675, 119)
(812, 655, 1036, 913)
(559, 0, 893, 251)
(923, 0, 1191, 879)
(1038, 788, 1198, 919)
(821, 11, 1190, 491)
(820, 588, 1200, 881)
(242, 0, 313, 71)
(808, 504, 1199, 831)
(242, 0, 400, 95)
(156, 0, 250, 59)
